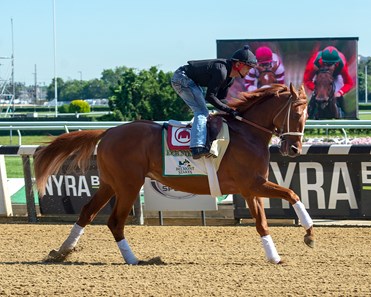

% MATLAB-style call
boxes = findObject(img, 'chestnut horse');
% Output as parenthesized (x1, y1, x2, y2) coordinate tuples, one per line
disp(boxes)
(257, 64, 278, 88)
(34, 84, 313, 265)
(308, 68, 340, 119)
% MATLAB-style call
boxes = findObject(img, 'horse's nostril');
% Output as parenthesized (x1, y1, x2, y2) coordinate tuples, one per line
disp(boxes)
(290, 145, 299, 154)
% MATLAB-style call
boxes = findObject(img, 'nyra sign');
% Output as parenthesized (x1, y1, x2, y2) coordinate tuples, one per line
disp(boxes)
(38, 157, 114, 215)
(39, 145, 371, 219)
(234, 146, 371, 219)
(268, 162, 358, 210)
(44, 175, 100, 197)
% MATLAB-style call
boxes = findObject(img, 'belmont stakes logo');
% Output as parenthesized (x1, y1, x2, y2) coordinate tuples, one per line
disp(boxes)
(175, 158, 195, 174)
(150, 180, 195, 199)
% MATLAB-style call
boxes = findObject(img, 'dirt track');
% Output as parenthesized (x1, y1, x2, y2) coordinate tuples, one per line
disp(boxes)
(0, 223, 370, 296)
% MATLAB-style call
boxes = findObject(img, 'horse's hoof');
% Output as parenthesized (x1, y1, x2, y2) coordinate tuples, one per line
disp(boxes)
(44, 249, 69, 262)
(48, 249, 60, 258)
(268, 259, 285, 264)
(304, 234, 315, 248)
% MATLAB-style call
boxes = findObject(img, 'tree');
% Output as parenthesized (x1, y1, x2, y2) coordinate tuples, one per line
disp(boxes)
(100, 66, 130, 99)
(109, 66, 192, 121)
(82, 79, 107, 99)
(47, 77, 65, 101)
(358, 57, 371, 102)
(60, 80, 84, 101)
(101, 66, 129, 87)
(47, 78, 110, 102)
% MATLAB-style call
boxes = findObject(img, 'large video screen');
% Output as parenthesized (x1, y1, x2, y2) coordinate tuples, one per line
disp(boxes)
(217, 37, 358, 119)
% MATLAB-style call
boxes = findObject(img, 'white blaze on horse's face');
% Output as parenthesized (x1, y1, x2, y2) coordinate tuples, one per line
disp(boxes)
(315, 70, 335, 101)
(301, 106, 308, 142)
(304, 105, 309, 121)
(278, 86, 307, 158)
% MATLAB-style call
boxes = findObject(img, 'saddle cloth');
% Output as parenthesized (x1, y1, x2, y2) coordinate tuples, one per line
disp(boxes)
(162, 120, 230, 197)
(167, 120, 192, 150)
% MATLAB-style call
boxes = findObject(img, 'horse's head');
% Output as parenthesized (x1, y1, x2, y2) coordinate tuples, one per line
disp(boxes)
(314, 68, 335, 101)
(273, 83, 308, 158)
(228, 84, 307, 158)
(257, 63, 278, 88)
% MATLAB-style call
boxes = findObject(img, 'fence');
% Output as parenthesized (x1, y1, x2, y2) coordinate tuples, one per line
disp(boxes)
(0, 119, 370, 144)
(1, 120, 371, 222)
(1, 143, 371, 222)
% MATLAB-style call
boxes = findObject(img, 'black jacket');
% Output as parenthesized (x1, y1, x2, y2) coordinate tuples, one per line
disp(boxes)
(182, 59, 234, 113)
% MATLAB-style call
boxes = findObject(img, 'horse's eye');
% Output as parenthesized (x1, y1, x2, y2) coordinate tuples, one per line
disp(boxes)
(292, 113, 301, 121)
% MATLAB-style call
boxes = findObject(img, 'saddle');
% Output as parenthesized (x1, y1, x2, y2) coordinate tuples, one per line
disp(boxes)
(164, 114, 224, 151)
(162, 115, 230, 197)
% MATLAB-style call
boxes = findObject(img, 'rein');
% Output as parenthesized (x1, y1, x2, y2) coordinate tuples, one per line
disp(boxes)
(235, 95, 304, 139)
(236, 116, 276, 135)
(314, 69, 336, 100)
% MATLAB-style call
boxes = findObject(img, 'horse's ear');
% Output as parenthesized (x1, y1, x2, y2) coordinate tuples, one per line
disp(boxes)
(289, 83, 298, 98)
(299, 84, 305, 94)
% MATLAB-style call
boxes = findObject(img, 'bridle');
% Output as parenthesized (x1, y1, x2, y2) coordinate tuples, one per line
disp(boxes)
(235, 95, 305, 141)
(313, 68, 335, 102)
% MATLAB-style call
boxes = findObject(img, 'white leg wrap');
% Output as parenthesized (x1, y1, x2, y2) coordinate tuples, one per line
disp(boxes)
(293, 201, 313, 230)
(117, 239, 139, 265)
(59, 223, 84, 253)
(261, 235, 281, 264)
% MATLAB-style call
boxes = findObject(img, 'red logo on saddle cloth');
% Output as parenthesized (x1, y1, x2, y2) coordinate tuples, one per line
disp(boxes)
(167, 126, 191, 150)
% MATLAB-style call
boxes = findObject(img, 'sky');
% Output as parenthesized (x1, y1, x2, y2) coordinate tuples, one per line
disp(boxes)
(0, 0, 370, 86)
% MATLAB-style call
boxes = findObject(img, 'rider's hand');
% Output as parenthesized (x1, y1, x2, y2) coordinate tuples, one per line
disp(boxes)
(229, 110, 241, 119)
(334, 91, 342, 97)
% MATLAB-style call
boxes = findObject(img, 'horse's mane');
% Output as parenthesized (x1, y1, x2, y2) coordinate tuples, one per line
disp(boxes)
(228, 84, 290, 113)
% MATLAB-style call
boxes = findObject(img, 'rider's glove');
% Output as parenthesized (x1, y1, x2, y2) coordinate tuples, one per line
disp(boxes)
(229, 110, 241, 119)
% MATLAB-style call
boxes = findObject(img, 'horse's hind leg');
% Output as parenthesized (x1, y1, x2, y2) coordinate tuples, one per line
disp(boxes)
(47, 181, 114, 261)
(107, 183, 142, 265)
(76, 181, 114, 227)
(245, 196, 282, 264)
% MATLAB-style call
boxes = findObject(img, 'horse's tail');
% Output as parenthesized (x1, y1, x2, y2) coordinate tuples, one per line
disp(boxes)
(34, 129, 106, 196)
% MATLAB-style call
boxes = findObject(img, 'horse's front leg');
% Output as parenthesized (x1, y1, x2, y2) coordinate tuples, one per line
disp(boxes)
(245, 196, 282, 264)
(329, 97, 340, 119)
(307, 97, 317, 119)
(253, 180, 314, 248)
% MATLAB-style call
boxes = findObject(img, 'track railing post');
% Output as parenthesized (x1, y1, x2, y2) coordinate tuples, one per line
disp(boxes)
(21, 155, 37, 223)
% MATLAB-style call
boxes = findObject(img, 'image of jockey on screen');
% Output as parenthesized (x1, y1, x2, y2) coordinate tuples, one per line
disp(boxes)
(303, 46, 354, 119)
(244, 46, 285, 92)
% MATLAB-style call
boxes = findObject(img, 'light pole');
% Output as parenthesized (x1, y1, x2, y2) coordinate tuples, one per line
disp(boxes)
(33, 64, 38, 104)
(11, 18, 14, 113)
(78, 71, 82, 81)
(52, 0, 58, 117)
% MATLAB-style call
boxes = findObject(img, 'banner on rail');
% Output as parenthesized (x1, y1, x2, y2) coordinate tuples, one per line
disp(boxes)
(37, 157, 113, 215)
(234, 145, 371, 220)
(38, 145, 371, 219)
(38, 158, 217, 214)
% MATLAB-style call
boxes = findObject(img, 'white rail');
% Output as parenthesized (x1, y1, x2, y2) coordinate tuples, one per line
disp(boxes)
(0, 120, 370, 145)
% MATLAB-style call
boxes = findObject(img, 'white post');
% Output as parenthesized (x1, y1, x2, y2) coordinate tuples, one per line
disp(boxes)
(0, 155, 12, 216)
(365, 65, 368, 104)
